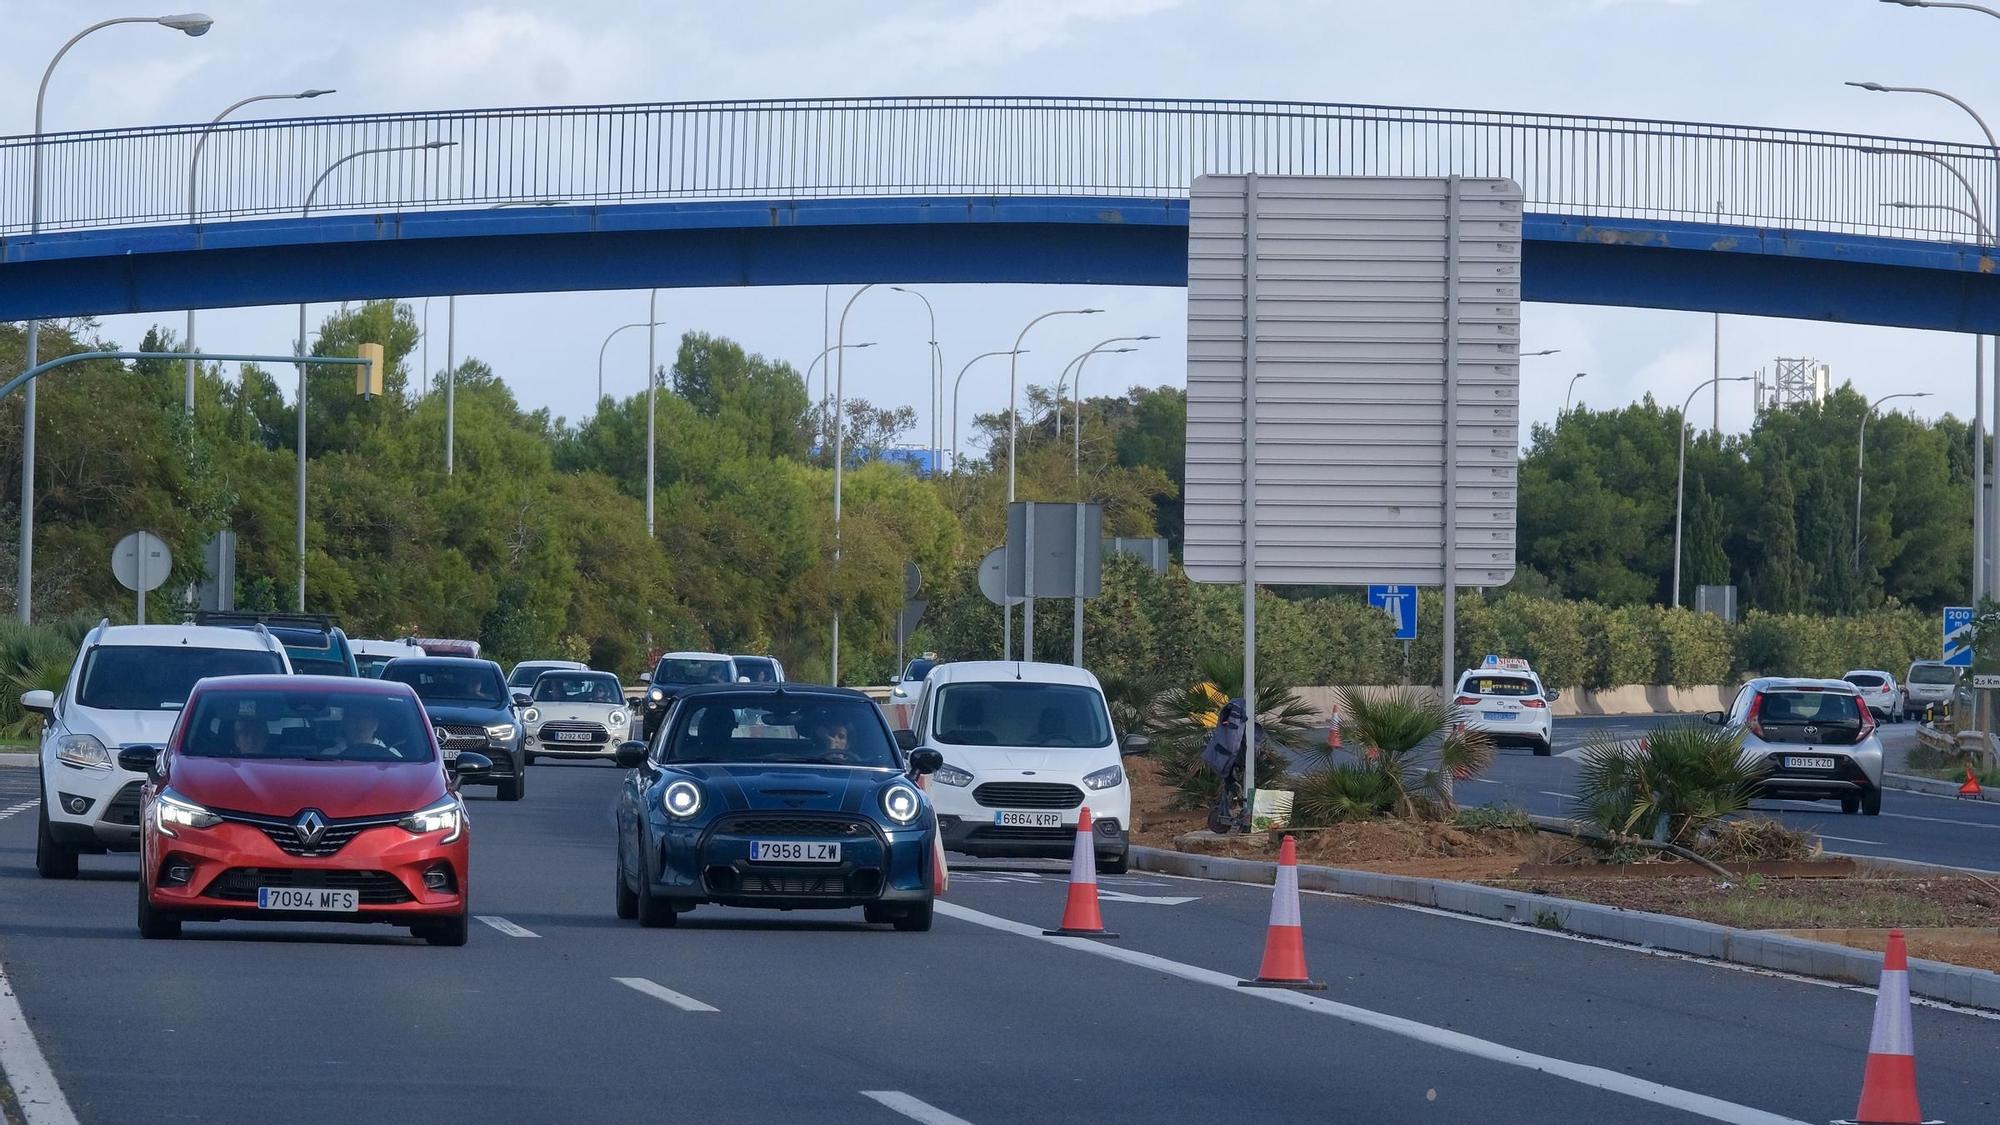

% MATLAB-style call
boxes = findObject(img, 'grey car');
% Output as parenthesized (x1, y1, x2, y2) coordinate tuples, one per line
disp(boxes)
(1708, 677, 1883, 816)
(1902, 660, 1961, 721)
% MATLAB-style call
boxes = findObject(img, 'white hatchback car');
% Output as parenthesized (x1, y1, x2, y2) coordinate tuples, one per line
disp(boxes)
(1452, 660, 1558, 756)
(523, 669, 633, 763)
(26, 621, 292, 878)
(1842, 669, 1904, 723)
(907, 661, 1142, 873)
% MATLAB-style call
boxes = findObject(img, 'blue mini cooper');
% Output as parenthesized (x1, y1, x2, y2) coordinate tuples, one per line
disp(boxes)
(613, 684, 942, 931)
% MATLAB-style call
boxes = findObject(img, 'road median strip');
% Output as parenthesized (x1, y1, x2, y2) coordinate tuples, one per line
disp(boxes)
(1129, 845, 2000, 1012)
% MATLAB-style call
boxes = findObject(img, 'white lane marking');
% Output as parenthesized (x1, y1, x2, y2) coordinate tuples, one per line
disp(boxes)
(1096, 890, 1198, 905)
(860, 1090, 975, 1125)
(935, 901, 1811, 1125)
(475, 915, 538, 938)
(1820, 846, 2000, 876)
(0, 800, 37, 821)
(1539, 791, 1576, 801)
(613, 976, 718, 1013)
(0, 964, 81, 1125)
(1464, 777, 1500, 784)
(1768, 799, 2000, 831)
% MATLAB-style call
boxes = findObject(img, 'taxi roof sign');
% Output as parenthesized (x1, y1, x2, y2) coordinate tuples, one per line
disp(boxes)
(1482, 655, 1531, 671)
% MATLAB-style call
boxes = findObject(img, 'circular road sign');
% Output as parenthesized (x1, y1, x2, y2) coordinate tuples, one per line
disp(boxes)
(976, 547, 1023, 607)
(112, 531, 172, 593)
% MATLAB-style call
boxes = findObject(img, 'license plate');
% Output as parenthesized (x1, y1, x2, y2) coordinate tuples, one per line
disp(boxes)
(1482, 711, 1514, 721)
(1784, 756, 1837, 770)
(256, 887, 358, 912)
(551, 731, 593, 742)
(994, 810, 1063, 828)
(748, 840, 840, 863)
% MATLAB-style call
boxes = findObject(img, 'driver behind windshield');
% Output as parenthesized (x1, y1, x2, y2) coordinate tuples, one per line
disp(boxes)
(327, 700, 395, 758)
(668, 698, 895, 767)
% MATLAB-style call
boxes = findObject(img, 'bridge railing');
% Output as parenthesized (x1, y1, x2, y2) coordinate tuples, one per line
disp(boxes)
(0, 96, 1991, 243)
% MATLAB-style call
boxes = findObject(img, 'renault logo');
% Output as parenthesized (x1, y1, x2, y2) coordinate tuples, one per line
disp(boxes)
(294, 808, 327, 847)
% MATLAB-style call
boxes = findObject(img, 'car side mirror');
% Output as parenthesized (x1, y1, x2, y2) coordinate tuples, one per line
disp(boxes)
(1122, 733, 1153, 756)
(614, 740, 648, 769)
(451, 751, 493, 785)
(117, 746, 162, 776)
(1702, 710, 1726, 725)
(511, 692, 532, 708)
(893, 729, 919, 752)
(1545, 688, 1562, 702)
(907, 748, 943, 775)
(20, 689, 55, 715)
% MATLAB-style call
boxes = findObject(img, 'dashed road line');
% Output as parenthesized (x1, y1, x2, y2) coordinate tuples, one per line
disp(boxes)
(0, 964, 80, 1125)
(474, 915, 538, 938)
(0, 800, 38, 821)
(936, 901, 1812, 1125)
(860, 1091, 975, 1125)
(613, 976, 718, 1012)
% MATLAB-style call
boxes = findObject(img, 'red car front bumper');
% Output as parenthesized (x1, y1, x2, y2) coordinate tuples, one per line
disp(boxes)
(141, 816, 469, 925)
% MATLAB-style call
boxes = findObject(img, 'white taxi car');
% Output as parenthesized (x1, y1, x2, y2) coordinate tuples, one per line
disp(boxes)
(1452, 657, 1558, 756)
(522, 669, 633, 763)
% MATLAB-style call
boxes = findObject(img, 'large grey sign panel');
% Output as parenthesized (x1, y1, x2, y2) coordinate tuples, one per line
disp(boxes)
(1006, 502, 1104, 599)
(1183, 174, 1522, 587)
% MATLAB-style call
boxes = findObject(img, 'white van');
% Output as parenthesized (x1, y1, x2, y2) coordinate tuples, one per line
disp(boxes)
(906, 661, 1143, 874)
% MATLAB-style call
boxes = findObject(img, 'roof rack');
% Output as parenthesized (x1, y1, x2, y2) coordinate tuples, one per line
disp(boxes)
(193, 610, 336, 632)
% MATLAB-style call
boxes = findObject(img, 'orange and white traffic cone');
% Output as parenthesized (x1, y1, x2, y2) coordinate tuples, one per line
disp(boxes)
(916, 773, 949, 895)
(1834, 930, 1942, 1125)
(1327, 709, 1342, 749)
(1238, 835, 1326, 991)
(1043, 806, 1117, 939)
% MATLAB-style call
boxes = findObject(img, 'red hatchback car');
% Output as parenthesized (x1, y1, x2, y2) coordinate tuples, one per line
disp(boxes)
(128, 675, 485, 945)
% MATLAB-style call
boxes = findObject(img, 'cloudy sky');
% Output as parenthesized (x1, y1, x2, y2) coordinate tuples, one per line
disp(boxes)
(3, 0, 1993, 448)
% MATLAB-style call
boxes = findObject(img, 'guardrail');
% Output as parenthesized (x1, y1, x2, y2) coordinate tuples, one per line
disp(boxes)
(0, 96, 1991, 242)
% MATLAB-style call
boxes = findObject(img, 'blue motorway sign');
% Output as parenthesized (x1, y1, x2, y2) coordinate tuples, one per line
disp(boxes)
(1368, 583, 1418, 641)
(1944, 606, 1975, 667)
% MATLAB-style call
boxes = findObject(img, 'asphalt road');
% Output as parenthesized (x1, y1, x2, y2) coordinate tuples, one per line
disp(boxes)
(0, 758, 1993, 1125)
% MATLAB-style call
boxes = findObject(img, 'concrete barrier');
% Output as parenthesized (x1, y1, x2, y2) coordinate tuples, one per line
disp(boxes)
(1292, 684, 1740, 722)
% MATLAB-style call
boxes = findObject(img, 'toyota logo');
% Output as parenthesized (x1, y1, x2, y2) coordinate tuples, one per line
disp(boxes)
(1803, 724, 1819, 738)
(294, 808, 327, 847)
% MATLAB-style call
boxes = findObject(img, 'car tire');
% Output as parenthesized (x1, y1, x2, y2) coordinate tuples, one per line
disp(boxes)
(1532, 740, 1553, 757)
(1840, 794, 1862, 815)
(1100, 852, 1129, 875)
(136, 884, 182, 940)
(615, 858, 639, 920)
(1862, 788, 1882, 817)
(35, 785, 78, 880)
(636, 863, 677, 928)
(892, 900, 934, 932)
(497, 764, 525, 802)
(524, 749, 537, 767)
(863, 904, 894, 925)
(421, 912, 470, 947)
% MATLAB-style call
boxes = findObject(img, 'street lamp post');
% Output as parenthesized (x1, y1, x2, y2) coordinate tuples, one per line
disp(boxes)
(890, 287, 942, 469)
(185, 87, 333, 416)
(295, 140, 454, 611)
(18, 11, 215, 624)
(646, 289, 659, 540)
(1564, 372, 1588, 415)
(949, 349, 1027, 473)
(831, 285, 881, 684)
(596, 321, 653, 404)
(1856, 392, 1933, 572)
(803, 341, 876, 449)
(1672, 376, 1752, 608)
(1066, 337, 1154, 479)
(1004, 308, 1100, 660)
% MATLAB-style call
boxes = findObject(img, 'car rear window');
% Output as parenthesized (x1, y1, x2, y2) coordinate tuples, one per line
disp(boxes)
(932, 683, 1112, 748)
(1462, 675, 1539, 698)
(1909, 664, 1960, 685)
(1752, 690, 1868, 744)
(1843, 673, 1887, 689)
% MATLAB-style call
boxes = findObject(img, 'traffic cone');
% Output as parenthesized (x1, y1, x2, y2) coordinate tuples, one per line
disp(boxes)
(1833, 930, 1942, 1125)
(1957, 768, 1982, 800)
(1238, 835, 1326, 991)
(1327, 709, 1342, 749)
(916, 774, 949, 894)
(1043, 806, 1117, 939)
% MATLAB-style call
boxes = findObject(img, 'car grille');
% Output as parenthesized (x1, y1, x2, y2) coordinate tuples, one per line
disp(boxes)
(737, 873, 855, 896)
(203, 867, 413, 905)
(536, 720, 609, 744)
(434, 724, 490, 751)
(215, 810, 403, 858)
(966, 824, 1076, 842)
(102, 781, 144, 826)
(972, 782, 1084, 809)
(711, 815, 875, 839)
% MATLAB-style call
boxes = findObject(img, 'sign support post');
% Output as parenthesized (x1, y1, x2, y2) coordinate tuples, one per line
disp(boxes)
(1022, 503, 1037, 660)
(1072, 503, 1087, 667)
(1240, 174, 1262, 828)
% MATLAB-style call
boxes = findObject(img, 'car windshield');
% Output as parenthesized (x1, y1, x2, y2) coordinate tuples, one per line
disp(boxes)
(509, 663, 575, 687)
(932, 682, 1112, 748)
(734, 658, 777, 683)
(656, 658, 734, 686)
(183, 688, 434, 762)
(76, 646, 285, 711)
(354, 655, 397, 678)
(379, 663, 506, 706)
(533, 673, 624, 704)
(1910, 664, 1959, 685)
(667, 696, 897, 767)
(902, 659, 936, 683)
(1462, 675, 1539, 698)
(1844, 673, 1887, 689)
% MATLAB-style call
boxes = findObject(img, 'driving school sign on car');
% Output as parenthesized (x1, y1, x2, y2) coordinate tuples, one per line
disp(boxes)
(1943, 606, 1974, 667)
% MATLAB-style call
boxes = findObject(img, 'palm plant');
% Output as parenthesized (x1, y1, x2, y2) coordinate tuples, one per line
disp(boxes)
(1293, 687, 1494, 821)
(1572, 721, 1762, 846)
(1146, 651, 1318, 810)
(1293, 763, 1402, 824)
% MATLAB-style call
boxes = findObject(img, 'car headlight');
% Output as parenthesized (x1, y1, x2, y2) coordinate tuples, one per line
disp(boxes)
(154, 789, 220, 837)
(398, 795, 465, 844)
(56, 733, 111, 770)
(609, 710, 629, 728)
(485, 723, 517, 742)
(932, 763, 974, 787)
(648, 688, 664, 703)
(662, 779, 703, 819)
(522, 707, 540, 724)
(1083, 764, 1125, 791)
(881, 783, 922, 825)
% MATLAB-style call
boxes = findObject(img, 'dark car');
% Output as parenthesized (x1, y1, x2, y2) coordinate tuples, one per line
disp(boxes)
(638, 653, 740, 740)
(380, 657, 528, 801)
(613, 684, 942, 931)
(195, 612, 358, 677)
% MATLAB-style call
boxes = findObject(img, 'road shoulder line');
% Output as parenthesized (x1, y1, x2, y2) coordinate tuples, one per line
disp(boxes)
(0, 965, 79, 1125)
(860, 1090, 975, 1124)
(613, 976, 719, 1012)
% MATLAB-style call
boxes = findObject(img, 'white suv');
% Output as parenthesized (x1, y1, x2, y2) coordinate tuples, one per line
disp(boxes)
(907, 661, 1142, 874)
(26, 621, 291, 878)
(1453, 659, 1558, 756)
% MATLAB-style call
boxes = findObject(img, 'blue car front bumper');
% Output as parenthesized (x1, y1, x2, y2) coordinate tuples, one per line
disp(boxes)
(645, 813, 935, 910)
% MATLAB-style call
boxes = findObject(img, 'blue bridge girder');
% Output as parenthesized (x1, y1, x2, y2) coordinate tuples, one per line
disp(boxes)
(1, 196, 1995, 334)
